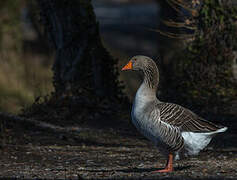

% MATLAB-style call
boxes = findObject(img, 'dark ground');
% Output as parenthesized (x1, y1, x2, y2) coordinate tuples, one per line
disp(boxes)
(0, 118, 237, 180)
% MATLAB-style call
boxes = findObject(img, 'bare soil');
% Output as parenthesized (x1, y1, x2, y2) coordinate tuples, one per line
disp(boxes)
(0, 122, 237, 180)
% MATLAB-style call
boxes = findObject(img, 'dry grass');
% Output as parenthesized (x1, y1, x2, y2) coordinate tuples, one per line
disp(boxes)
(0, 52, 53, 114)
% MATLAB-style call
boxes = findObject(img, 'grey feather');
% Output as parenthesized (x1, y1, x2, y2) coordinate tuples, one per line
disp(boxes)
(128, 55, 227, 158)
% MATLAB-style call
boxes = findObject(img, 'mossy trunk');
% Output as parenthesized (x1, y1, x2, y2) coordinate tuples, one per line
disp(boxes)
(161, 0, 237, 116)
(37, 0, 123, 99)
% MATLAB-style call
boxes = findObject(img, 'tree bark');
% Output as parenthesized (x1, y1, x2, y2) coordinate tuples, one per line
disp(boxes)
(37, 0, 123, 99)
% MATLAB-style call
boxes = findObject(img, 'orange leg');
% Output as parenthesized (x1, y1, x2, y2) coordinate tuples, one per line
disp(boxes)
(153, 153, 173, 173)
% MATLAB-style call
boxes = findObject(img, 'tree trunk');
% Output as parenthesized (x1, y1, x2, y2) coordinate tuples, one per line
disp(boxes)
(37, 0, 123, 99)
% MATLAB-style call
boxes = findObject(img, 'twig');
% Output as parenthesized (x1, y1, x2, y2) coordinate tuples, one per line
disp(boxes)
(146, 28, 195, 39)
(162, 20, 197, 30)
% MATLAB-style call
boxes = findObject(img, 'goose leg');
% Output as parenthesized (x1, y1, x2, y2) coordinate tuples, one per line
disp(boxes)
(153, 153, 173, 173)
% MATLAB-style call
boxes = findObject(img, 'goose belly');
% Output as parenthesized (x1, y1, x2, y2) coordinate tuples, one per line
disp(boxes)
(131, 113, 160, 144)
(131, 105, 165, 147)
(131, 90, 173, 152)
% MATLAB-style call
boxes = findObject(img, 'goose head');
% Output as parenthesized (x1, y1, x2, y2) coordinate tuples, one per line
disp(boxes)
(122, 55, 159, 89)
(121, 55, 156, 72)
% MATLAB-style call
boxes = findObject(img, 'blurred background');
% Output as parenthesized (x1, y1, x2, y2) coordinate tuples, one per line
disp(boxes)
(0, 0, 53, 113)
(0, 0, 236, 119)
(0, 0, 160, 113)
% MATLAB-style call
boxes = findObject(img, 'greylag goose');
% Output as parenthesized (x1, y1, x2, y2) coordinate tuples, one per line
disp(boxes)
(121, 55, 227, 173)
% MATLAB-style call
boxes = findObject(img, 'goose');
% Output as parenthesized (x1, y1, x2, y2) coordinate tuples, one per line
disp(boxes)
(121, 55, 227, 173)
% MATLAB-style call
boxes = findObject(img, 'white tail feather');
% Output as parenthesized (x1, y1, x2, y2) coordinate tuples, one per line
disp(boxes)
(214, 126, 228, 133)
(181, 126, 228, 156)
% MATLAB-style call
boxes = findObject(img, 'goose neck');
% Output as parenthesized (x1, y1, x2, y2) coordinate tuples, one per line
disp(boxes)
(142, 65, 159, 92)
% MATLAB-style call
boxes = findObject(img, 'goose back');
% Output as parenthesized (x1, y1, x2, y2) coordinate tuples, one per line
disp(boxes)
(156, 102, 224, 132)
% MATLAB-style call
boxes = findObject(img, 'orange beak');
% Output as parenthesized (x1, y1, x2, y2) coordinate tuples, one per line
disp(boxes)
(121, 60, 133, 71)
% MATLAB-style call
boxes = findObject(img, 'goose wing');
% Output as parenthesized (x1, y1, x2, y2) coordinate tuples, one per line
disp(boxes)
(156, 103, 222, 132)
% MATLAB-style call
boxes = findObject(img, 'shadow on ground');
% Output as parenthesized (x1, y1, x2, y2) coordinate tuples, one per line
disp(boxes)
(0, 177, 235, 180)
(84, 165, 192, 173)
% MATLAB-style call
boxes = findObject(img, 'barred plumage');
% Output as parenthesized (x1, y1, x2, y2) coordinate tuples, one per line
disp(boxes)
(123, 55, 227, 172)
(156, 103, 222, 132)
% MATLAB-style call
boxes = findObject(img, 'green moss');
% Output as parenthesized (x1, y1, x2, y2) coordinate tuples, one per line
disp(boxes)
(165, 0, 237, 115)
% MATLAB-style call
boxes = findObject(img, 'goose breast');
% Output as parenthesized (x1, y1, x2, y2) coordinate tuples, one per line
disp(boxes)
(131, 96, 184, 154)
